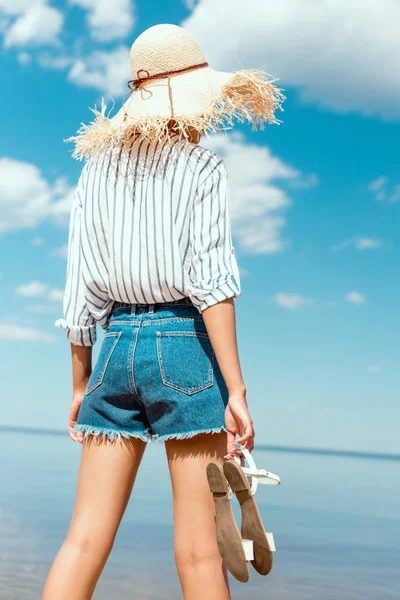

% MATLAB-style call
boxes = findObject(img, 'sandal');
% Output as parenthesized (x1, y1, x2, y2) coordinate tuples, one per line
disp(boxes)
(224, 446, 280, 576)
(206, 461, 249, 583)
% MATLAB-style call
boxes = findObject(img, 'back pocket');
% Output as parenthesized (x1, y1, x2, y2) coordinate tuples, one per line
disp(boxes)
(156, 331, 214, 395)
(86, 331, 122, 395)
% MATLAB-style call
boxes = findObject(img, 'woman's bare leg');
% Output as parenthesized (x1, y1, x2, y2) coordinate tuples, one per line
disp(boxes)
(42, 436, 146, 600)
(166, 432, 230, 600)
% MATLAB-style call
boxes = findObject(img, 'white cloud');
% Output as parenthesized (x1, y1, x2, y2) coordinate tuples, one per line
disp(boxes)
(49, 177, 76, 225)
(37, 53, 73, 70)
(234, 216, 287, 254)
(36, 46, 130, 96)
(368, 364, 381, 374)
(4, 4, 64, 48)
(17, 50, 31, 64)
(346, 291, 366, 305)
(51, 244, 68, 259)
(0, 321, 56, 341)
(0, 15, 8, 33)
(0, 157, 74, 233)
(183, 0, 400, 121)
(32, 237, 44, 246)
(368, 176, 387, 193)
(203, 131, 314, 254)
(26, 304, 61, 314)
(334, 237, 383, 251)
(274, 293, 308, 311)
(376, 191, 387, 202)
(355, 238, 383, 250)
(48, 288, 64, 302)
(15, 281, 64, 302)
(16, 281, 48, 297)
(68, 45, 130, 97)
(368, 176, 400, 203)
(368, 176, 387, 202)
(0, 0, 45, 15)
(289, 173, 319, 190)
(69, 0, 135, 42)
(388, 185, 400, 204)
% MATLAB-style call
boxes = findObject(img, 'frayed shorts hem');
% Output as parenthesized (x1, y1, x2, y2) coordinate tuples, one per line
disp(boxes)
(73, 424, 152, 443)
(152, 425, 227, 443)
(73, 424, 227, 444)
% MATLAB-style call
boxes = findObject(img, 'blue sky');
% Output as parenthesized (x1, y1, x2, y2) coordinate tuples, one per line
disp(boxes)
(0, 0, 399, 453)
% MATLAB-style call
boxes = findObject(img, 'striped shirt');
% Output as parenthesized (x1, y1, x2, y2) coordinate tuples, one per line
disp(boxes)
(55, 134, 241, 346)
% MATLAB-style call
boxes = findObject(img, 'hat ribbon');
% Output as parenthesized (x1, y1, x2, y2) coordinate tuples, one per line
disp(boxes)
(122, 61, 209, 121)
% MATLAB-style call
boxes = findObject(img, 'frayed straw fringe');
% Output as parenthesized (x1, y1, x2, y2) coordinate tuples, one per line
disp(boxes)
(65, 69, 285, 162)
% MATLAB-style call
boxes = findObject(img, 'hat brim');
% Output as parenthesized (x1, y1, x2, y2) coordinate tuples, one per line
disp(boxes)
(66, 67, 285, 161)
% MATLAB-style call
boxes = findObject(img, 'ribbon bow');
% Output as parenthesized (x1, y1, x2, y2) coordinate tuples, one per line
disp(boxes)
(127, 69, 151, 91)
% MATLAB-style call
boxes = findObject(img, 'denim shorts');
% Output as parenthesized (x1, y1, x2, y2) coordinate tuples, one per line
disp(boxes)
(74, 298, 229, 443)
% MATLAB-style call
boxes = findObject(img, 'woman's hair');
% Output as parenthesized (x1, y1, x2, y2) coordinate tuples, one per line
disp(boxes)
(167, 119, 203, 143)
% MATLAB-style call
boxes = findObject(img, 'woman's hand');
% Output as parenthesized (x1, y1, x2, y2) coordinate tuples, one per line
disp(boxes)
(69, 392, 85, 443)
(224, 390, 255, 459)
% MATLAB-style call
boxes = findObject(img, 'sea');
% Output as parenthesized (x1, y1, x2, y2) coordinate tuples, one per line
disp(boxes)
(1, 428, 399, 599)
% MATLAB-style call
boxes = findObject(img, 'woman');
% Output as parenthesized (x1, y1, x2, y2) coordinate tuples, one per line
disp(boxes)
(43, 23, 283, 600)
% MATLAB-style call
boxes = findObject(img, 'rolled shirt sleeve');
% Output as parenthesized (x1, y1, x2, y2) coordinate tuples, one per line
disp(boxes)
(187, 157, 241, 313)
(55, 164, 97, 346)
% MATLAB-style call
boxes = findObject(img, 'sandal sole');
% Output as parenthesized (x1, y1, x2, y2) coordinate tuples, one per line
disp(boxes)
(223, 460, 273, 576)
(206, 462, 249, 583)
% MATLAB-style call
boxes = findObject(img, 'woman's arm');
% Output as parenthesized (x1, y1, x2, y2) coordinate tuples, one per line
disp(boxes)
(71, 344, 92, 395)
(202, 299, 254, 458)
(187, 156, 254, 457)
(69, 344, 92, 443)
(202, 298, 245, 394)
(55, 163, 97, 442)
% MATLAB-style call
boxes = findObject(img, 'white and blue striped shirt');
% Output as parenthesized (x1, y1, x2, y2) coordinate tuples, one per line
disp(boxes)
(55, 134, 241, 346)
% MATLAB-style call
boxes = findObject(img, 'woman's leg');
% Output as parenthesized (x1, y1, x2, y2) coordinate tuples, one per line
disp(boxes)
(42, 436, 146, 600)
(166, 432, 231, 600)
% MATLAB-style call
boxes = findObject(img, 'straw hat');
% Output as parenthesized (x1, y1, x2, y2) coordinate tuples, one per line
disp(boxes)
(67, 23, 285, 161)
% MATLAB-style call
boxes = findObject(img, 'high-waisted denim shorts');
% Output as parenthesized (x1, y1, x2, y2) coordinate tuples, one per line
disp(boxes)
(74, 298, 229, 443)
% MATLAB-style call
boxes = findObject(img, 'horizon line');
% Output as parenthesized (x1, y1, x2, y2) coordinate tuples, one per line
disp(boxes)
(1, 424, 399, 462)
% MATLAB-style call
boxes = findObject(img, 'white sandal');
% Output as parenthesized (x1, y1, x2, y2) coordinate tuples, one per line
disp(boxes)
(226, 446, 280, 569)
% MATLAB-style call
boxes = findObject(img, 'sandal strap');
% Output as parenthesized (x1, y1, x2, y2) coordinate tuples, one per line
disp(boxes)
(229, 446, 281, 497)
(241, 467, 281, 486)
(234, 447, 259, 496)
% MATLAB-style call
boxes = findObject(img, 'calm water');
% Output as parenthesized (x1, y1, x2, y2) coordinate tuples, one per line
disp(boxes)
(1, 430, 399, 599)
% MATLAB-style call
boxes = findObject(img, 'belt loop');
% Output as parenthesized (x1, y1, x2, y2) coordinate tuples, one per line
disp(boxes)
(148, 303, 155, 314)
(131, 304, 137, 315)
